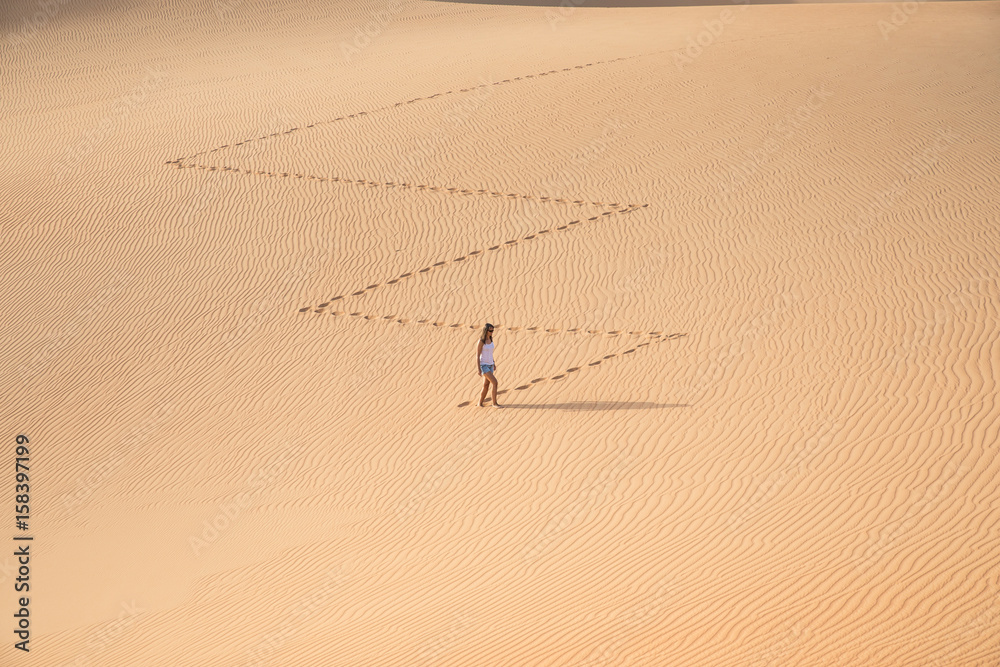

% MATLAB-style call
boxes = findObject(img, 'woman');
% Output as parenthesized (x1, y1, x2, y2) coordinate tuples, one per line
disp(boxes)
(476, 323, 502, 408)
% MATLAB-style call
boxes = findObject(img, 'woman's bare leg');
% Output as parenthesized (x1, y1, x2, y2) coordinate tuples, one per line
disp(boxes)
(486, 372, 500, 407)
(479, 376, 490, 406)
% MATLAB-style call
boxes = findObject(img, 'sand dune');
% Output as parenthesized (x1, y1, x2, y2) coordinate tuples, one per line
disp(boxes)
(2, 0, 999, 664)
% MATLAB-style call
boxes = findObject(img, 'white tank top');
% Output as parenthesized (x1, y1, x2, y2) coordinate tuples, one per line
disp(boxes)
(480, 341, 494, 365)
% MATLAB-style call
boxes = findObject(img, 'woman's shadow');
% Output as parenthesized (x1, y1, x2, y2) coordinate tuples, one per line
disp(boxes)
(500, 401, 688, 410)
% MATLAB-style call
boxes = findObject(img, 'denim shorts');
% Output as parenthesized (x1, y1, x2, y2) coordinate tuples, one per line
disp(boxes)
(480, 364, 495, 374)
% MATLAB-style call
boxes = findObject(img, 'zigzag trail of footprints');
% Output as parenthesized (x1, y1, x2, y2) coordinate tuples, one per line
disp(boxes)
(165, 56, 652, 210)
(169, 52, 687, 405)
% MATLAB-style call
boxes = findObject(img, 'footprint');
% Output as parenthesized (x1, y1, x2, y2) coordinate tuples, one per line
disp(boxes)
(458, 401, 471, 407)
(318, 302, 330, 308)
(624, 349, 636, 354)
(400, 273, 412, 278)
(588, 361, 602, 366)
(523, 235, 535, 240)
(387, 279, 398, 284)
(546, 328, 559, 333)
(515, 385, 530, 390)
(419, 268, 431, 273)
(351, 290, 365, 296)
(551, 375, 565, 380)
(433, 261, 446, 267)
(489, 245, 500, 251)
(298, 307, 310, 313)
(557, 226, 567, 230)
(567, 367, 580, 372)
(604, 354, 617, 359)
(454, 256, 466, 262)
(530, 378, 545, 383)
(468, 250, 481, 255)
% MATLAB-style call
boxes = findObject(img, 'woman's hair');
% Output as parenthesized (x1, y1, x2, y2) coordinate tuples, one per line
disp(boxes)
(480, 323, 494, 344)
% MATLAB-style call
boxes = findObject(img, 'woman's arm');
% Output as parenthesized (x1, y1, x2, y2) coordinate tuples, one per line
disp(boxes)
(476, 341, 483, 375)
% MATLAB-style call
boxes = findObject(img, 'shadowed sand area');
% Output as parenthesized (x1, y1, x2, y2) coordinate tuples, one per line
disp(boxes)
(2, 0, 999, 664)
